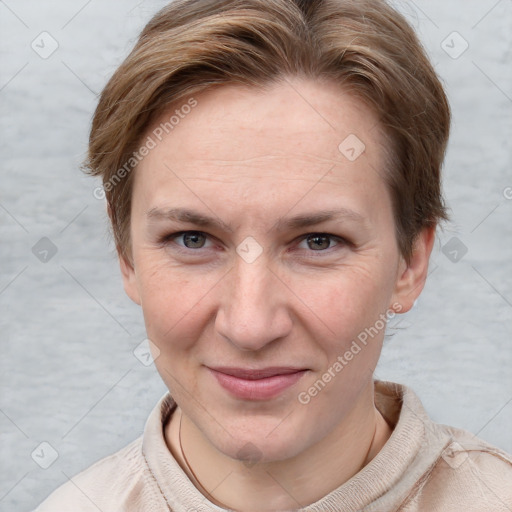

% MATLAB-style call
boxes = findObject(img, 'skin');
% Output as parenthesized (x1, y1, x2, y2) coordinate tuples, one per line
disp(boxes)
(119, 76, 435, 511)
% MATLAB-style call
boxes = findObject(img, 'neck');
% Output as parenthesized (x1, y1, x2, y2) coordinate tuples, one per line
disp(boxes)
(166, 382, 392, 511)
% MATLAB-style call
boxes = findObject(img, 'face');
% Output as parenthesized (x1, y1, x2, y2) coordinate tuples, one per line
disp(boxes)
(121, 77, 431, 463)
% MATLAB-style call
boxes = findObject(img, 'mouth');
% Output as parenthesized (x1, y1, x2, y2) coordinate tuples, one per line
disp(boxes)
(207, 366, 309, 400)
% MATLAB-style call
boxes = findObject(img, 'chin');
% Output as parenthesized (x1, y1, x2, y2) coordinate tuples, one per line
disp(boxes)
(210, 416, 316, 465)
(224, 438, 303, 466)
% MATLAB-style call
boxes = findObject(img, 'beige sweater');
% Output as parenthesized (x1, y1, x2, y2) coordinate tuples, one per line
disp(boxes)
(35, 380, 512, 511)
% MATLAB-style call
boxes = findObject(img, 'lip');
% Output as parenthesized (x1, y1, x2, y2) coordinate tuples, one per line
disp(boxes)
(208, 366, 308, 400)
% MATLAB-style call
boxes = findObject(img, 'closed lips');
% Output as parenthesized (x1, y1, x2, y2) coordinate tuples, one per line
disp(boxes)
(209, 367, 308, 379)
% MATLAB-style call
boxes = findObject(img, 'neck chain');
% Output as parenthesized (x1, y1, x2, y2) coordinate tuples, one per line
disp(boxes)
(178, 409, 217, 502)
(176, 408, 386, 505)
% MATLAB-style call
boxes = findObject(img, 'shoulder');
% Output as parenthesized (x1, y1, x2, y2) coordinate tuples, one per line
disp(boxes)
(34, 392, 178, 512)
(34, 436, 162, 512)
(403, 423, 512, 511)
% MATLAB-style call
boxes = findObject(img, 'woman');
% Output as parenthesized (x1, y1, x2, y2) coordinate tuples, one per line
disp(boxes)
(36, 0, 512, 510)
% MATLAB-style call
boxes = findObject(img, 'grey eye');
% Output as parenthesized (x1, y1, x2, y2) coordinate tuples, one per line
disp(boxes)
(304, 234, 336, 251)
(181, 232, 207, 249)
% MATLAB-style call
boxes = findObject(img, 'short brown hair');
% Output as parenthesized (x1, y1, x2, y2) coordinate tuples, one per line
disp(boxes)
(85, 0, 450, 265)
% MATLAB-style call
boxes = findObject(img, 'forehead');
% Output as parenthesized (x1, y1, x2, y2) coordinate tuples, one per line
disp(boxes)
(153, 79, 382, 159)
(134, 78, 390, 218)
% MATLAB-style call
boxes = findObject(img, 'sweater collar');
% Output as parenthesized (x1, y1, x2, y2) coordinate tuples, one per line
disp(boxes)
(142, 380, 451, 511)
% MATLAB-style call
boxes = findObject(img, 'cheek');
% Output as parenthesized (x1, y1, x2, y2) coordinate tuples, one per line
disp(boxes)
(293, 268, 392, 415)
(135, 255, 218, 349)
(302, 264, 393, 336)
(136, 257, 185, 328)
(136, 259, 208, 398)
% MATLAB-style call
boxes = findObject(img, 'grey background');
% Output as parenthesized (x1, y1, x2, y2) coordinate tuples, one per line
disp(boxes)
(1, 0, 511, 510)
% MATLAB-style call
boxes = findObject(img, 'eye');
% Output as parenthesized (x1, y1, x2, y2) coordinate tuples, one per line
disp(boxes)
(296, 233, 347, 254)
(162, 231, 214, 250)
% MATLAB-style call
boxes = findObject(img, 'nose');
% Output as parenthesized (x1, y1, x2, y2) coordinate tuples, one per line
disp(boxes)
(215, 254, 293, 352)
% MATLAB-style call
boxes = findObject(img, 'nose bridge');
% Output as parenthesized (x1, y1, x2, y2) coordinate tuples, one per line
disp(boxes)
(216, 252, 291, 351)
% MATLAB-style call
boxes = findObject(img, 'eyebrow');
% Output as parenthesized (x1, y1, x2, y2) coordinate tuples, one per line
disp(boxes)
(146, 207, 367, 232)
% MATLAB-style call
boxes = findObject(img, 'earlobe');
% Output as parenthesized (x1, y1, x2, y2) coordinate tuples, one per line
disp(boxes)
(107, 202, 142, 306)
(390, 226, 436, 314)
(119, 250, 142, 306)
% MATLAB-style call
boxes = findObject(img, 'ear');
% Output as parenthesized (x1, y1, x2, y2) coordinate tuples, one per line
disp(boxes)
(107, 202, 141, 306)
(390, 226, 436, 314)
(119, 251, 141, 305)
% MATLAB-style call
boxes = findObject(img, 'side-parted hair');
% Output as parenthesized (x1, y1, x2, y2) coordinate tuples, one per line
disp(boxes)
(85, 0, 451, 265)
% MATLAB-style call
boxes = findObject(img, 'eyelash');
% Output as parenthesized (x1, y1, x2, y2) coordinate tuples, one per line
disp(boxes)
(159, 231, 350, 257)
